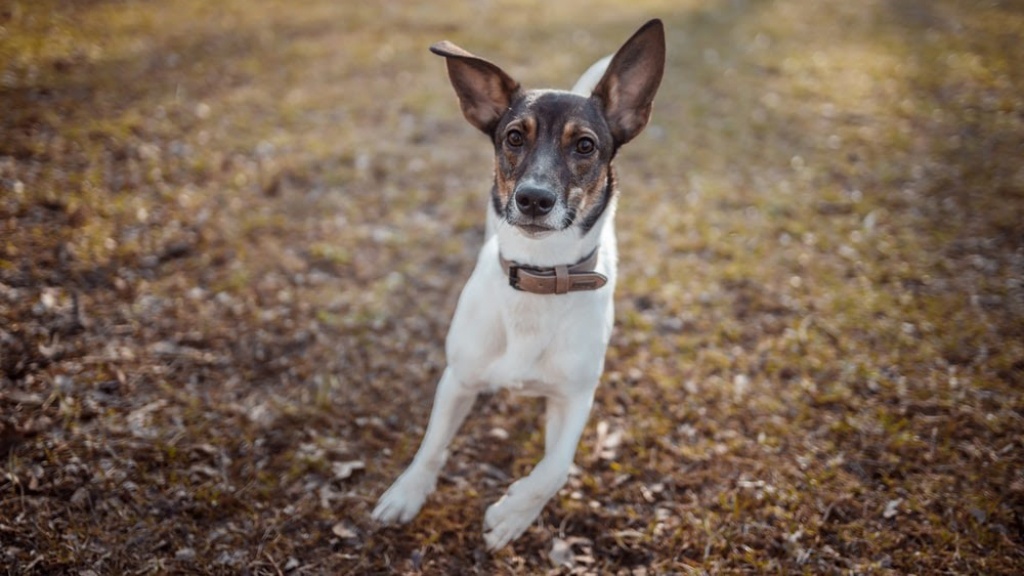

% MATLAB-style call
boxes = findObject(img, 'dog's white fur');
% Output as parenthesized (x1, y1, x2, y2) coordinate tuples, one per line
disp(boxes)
(373, 21, 664, 550)
(571, 54, 613, 96)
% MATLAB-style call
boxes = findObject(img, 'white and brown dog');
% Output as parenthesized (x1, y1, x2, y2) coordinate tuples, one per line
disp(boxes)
(373, 19, 665, 550)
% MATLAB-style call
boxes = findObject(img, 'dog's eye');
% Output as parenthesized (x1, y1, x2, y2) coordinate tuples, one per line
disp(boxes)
(575, 137, 596, 155)
(506, 129, 524, 148)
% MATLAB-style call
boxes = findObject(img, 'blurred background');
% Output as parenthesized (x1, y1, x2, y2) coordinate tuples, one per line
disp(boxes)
(1, 0, 1022, 573)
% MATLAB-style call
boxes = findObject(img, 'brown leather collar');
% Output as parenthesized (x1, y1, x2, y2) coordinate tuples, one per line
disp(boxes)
(499, 248, 608, 294)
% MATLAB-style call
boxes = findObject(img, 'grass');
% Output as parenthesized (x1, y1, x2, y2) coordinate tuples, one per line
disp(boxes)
(1, 0, 1023, 573)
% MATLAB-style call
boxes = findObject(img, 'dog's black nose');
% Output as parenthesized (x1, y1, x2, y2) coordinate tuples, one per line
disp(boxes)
(514, 187, 556, 217)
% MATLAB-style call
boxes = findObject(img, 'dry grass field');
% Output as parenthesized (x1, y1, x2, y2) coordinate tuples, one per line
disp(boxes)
(1, 0, 1022, 573)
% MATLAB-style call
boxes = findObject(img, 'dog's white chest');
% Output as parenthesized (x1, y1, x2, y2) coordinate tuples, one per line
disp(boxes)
(445, 238, 613, 398)
(481, 294, 573, 394)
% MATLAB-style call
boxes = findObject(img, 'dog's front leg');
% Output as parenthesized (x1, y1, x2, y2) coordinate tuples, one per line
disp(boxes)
(373, 368, 477, 524)
(483, 390, 595, 550)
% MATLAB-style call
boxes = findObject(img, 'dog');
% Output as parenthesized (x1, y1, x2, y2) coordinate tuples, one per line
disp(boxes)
(372, 19, 665, 550)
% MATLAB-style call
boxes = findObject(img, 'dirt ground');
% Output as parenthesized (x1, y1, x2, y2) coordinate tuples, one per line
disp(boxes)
(1, 0, 1023, 574)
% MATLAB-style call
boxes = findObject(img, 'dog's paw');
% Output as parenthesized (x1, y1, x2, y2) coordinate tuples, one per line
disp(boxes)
(483, 486, 546, 550)
(371, 473, 434, 525)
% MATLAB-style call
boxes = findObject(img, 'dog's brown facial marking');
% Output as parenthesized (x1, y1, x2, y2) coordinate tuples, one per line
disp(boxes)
(489, 91, 615, 235)
(491, 115, 536, 216)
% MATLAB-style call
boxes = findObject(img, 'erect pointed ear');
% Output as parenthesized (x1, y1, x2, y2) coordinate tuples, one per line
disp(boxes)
(429, 41, 521, 136)
(591, 19, 666, 147)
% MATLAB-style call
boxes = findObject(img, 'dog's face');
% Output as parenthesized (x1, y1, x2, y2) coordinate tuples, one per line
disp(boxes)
(430, 20, 665, 237)
(490, 91, 614, 235)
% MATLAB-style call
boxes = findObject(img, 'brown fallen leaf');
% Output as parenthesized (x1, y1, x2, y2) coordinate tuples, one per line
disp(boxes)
(548, 537, 573, 568)
(331, 521, 357, 539)
(331, 460, 365, 481)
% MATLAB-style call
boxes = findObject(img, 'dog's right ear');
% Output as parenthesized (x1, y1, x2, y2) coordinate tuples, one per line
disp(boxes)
(430, 41, 520, 135)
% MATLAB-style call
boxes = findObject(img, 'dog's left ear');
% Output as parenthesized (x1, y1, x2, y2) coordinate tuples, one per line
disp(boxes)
(591, 19, 666, 147)
(430, 41, 521, 136)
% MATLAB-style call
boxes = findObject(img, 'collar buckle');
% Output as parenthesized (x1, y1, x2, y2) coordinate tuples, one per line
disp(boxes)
(507, 264, 524, 291)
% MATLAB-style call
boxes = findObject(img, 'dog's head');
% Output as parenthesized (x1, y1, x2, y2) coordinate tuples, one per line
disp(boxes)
(430, 20, 665, 237)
